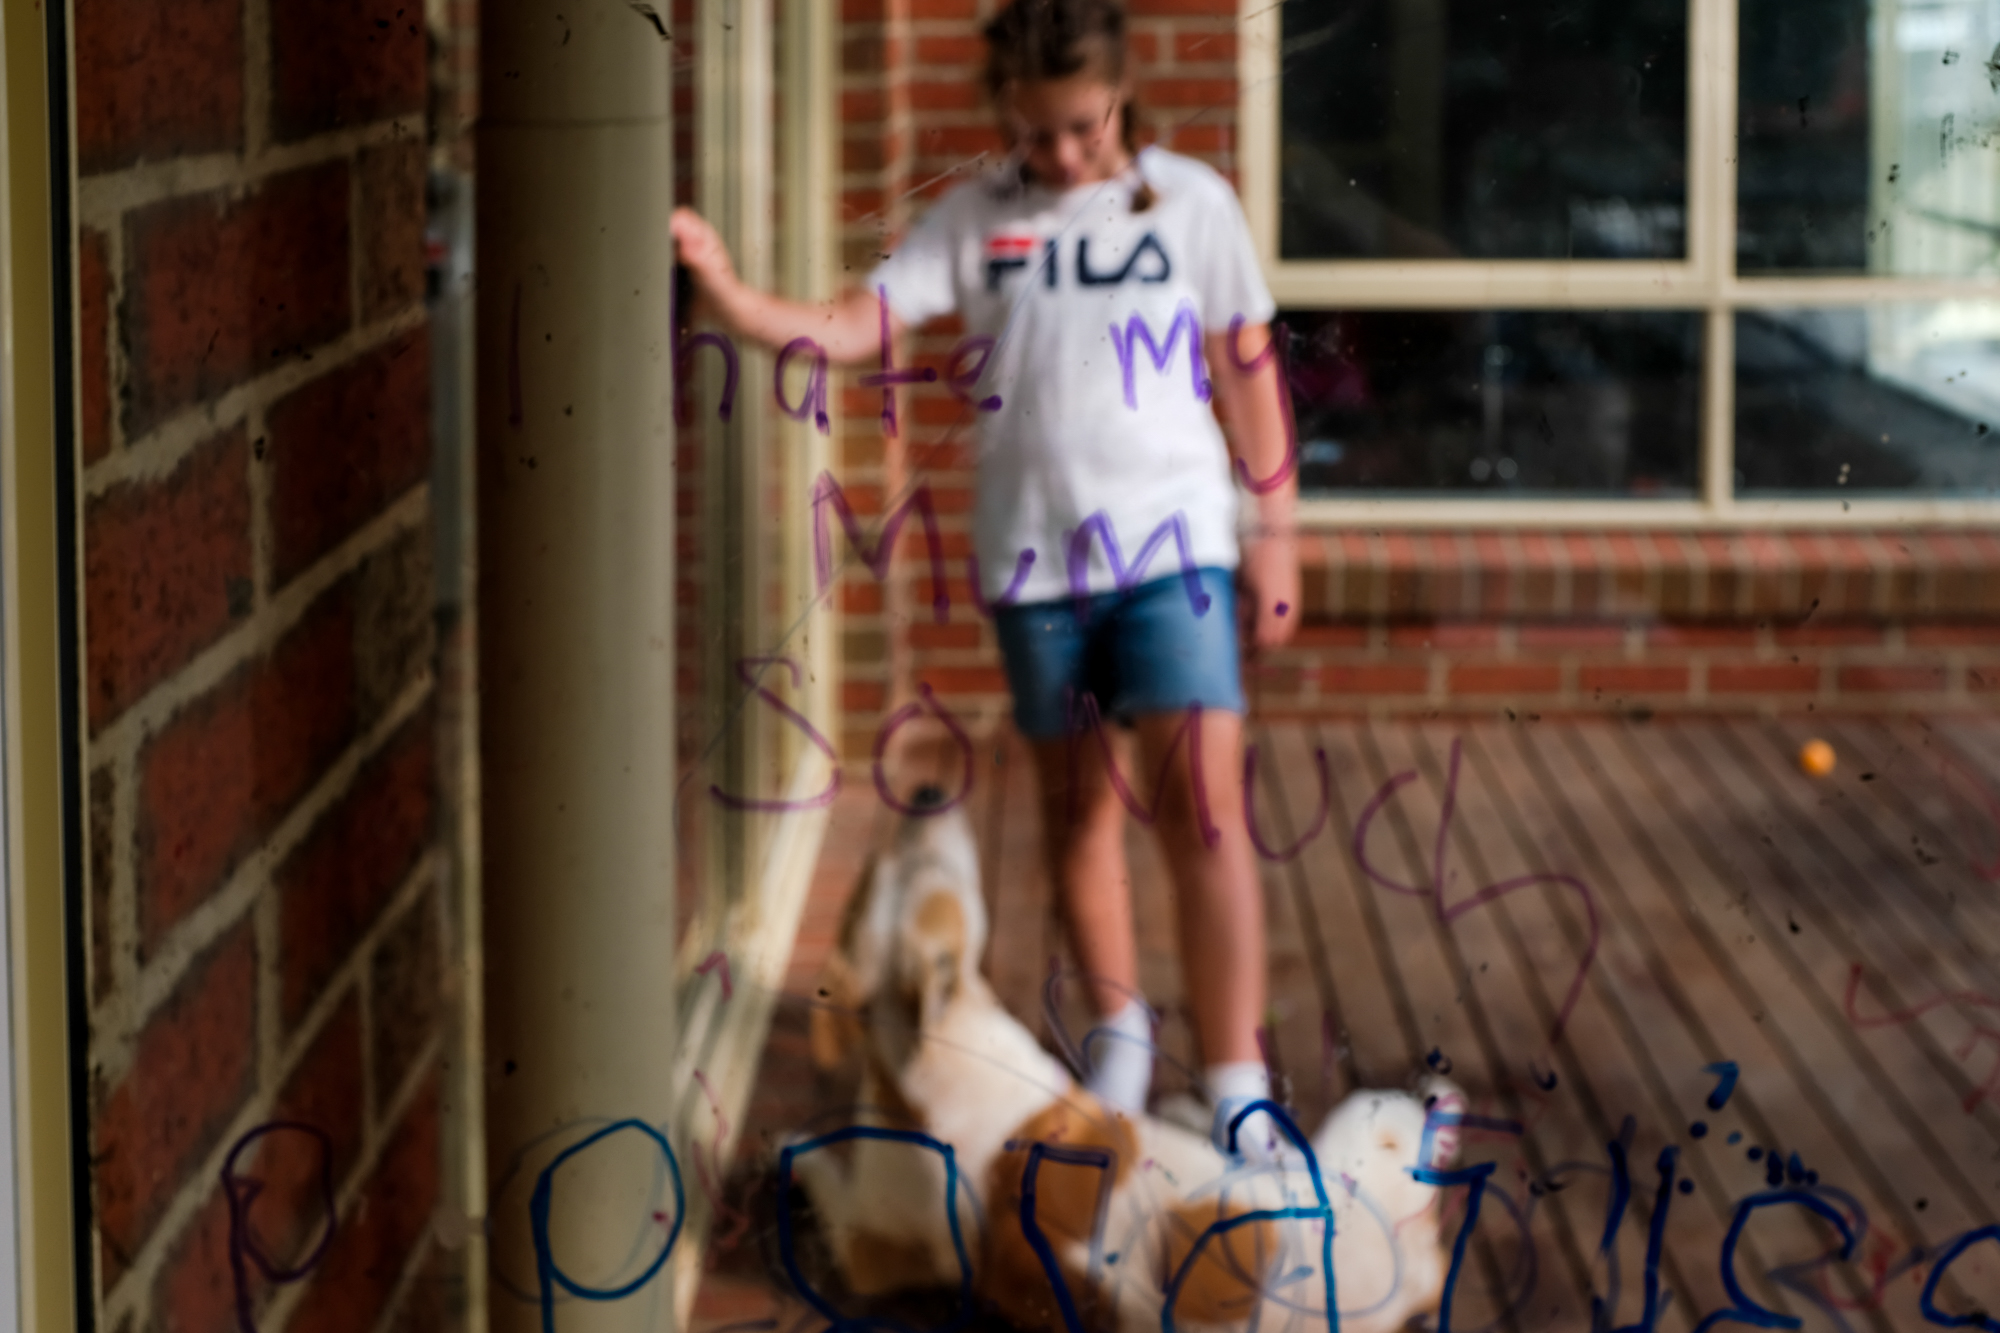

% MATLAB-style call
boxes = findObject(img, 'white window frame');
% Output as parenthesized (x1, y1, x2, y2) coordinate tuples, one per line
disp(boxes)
(1238, 0, 2000, 529)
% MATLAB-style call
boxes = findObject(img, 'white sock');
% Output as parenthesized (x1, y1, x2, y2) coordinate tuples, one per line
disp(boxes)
(1082, 999, 1155, 1114)
(1207, 1061, 1281, 1160)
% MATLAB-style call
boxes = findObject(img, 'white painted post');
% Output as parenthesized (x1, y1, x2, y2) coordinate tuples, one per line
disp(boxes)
(476, 3, 680, 1327)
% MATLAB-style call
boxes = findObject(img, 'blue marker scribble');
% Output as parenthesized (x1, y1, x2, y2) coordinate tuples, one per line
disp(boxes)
(1922, 1225, 2000, 1331)
(1015, 1141, 1117, 1333)
(1163, 1100, 1336, 1333)
(1704, 1061, 1740, 1113)
(529, 1118, 683, 1333)
(1412, 1161, 1499, 1333)
(1693, 1190, 1855, 1333)
(777, 1127, 975, 1333)
(1593, 1145, 1679, 1333)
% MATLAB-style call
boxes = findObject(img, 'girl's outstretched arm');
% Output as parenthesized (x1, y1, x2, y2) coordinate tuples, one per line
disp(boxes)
(1207, 322, 1300, 652)
(671, 206, 894, 364)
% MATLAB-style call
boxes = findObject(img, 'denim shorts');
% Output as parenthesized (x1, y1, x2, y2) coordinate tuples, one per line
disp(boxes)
(993, 568, 1245, 739)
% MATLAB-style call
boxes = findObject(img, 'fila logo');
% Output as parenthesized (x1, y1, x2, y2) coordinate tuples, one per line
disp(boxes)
(984, 231, 1174, 292)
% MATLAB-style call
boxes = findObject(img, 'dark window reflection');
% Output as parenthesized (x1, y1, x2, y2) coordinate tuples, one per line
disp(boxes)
(1740, 0, 2000, 275)
(1278, 0, 1688, 261)
(1281, 309, 1702, 495)
(1735, 307, 2000, 494)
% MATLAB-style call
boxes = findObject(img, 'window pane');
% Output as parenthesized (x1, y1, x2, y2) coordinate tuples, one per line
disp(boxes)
(1281, 309, 1703, 495)
(1740, 0, 2000, 275)
(1736, 304, 2000, 493)
(1277, 0, 1689, 261)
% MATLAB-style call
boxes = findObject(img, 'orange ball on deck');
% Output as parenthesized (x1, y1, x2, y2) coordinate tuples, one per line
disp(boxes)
(1798, 739, 1837, 777)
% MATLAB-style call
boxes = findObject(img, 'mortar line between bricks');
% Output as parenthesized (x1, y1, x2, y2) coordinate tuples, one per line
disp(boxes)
(364, 1046, 459, 1333)
(105, 741, 139, 1023)
(255, 879, 281, 1121)
(279, 855, 439, 1130)
(243, 0, 273, 161)
(85, 484, 431, 763)
(82, 305, 427, 499)
(347, 157, 365, 349)
(260, 923, 447, 1333)
(74, 115, 426, 230)
(88, 675, 437, 1081)
(365, 1214, 448, 1333)
(98, 221, 130, 456)
(100, 946, 445, 1333)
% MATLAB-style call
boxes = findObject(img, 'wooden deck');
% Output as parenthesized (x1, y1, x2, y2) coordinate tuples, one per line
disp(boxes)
(699, 714, 2000, 1333)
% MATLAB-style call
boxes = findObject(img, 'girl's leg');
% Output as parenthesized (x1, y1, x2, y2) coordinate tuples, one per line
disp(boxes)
(1030, 730, 1138, 1020)
(1030, 728, 1160, 1111)
(1131, 706, 1265, 1068)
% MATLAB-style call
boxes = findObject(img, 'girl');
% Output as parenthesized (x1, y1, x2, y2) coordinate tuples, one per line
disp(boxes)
(671, 0, 1298, 1154)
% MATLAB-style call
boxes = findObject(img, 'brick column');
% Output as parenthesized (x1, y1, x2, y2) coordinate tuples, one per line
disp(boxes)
(75, 0, 461, 1328)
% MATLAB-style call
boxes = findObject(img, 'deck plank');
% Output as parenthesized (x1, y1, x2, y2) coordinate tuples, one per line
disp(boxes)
(1410, 720, 1732, 1333)
(1809, 715, 2000, 979)
(1520, 722, 1886, 1329)
(1572, 721, 1951, 1329)
(701, 714, 2000, 1331)
(1384, 722, 1625, 1332)
(1476, 719, 1782, 1332)
(1332, 720, 1537, 1331)
(1261, 724, 1413, 1100)
(1664, 721, 2000, 1229)
(1243, 724, 1335, 1121)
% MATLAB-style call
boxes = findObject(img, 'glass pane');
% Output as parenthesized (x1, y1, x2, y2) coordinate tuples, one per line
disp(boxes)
(1736, 303, 2000, 493)
(1278, 0, 1689, 260)
(1740, 0, 2000, 274)
(1281, 309, 1703, 495)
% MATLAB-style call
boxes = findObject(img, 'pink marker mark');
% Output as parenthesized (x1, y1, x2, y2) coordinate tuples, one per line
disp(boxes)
(708, 657, 841, 812)
(1844, 962, 2000, 1113)
(1063, 694, 1220, 848)
(695, 951, 733, 1002)
(1352, 737, 1600, 1063)
(872, 683, 975, 817)
(1244, 740, 1330, 863)
(691, 1070, 750, 1253)
(1225, 316, 1301, 495)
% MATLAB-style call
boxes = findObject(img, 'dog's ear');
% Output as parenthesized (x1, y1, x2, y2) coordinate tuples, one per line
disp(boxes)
(907, 892, 969, 1029)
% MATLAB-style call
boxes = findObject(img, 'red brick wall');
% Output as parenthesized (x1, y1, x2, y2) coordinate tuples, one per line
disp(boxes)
(1254, 531, 2000, 716)
(75, 0, 467, 1327)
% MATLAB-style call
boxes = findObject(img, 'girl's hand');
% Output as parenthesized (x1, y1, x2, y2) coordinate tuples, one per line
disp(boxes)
(1238, 531, 1300, 653)
(671, 207, 737, 293)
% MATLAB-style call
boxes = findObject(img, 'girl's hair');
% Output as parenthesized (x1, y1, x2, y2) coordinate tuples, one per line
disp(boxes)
(982, 0, 1154, 210)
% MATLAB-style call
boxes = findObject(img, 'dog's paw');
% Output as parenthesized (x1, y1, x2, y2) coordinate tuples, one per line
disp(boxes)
(1414, 1074, 1468, 1168)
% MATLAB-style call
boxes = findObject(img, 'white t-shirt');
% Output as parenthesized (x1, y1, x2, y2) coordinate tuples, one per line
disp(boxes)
(868, 146, 1276, 606)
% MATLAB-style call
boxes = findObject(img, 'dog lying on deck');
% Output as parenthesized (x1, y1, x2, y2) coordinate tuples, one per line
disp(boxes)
(794, 797, 1460, 1333)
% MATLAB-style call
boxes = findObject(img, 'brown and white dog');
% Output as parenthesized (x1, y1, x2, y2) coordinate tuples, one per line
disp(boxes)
(797, 801, 1460, 1333)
